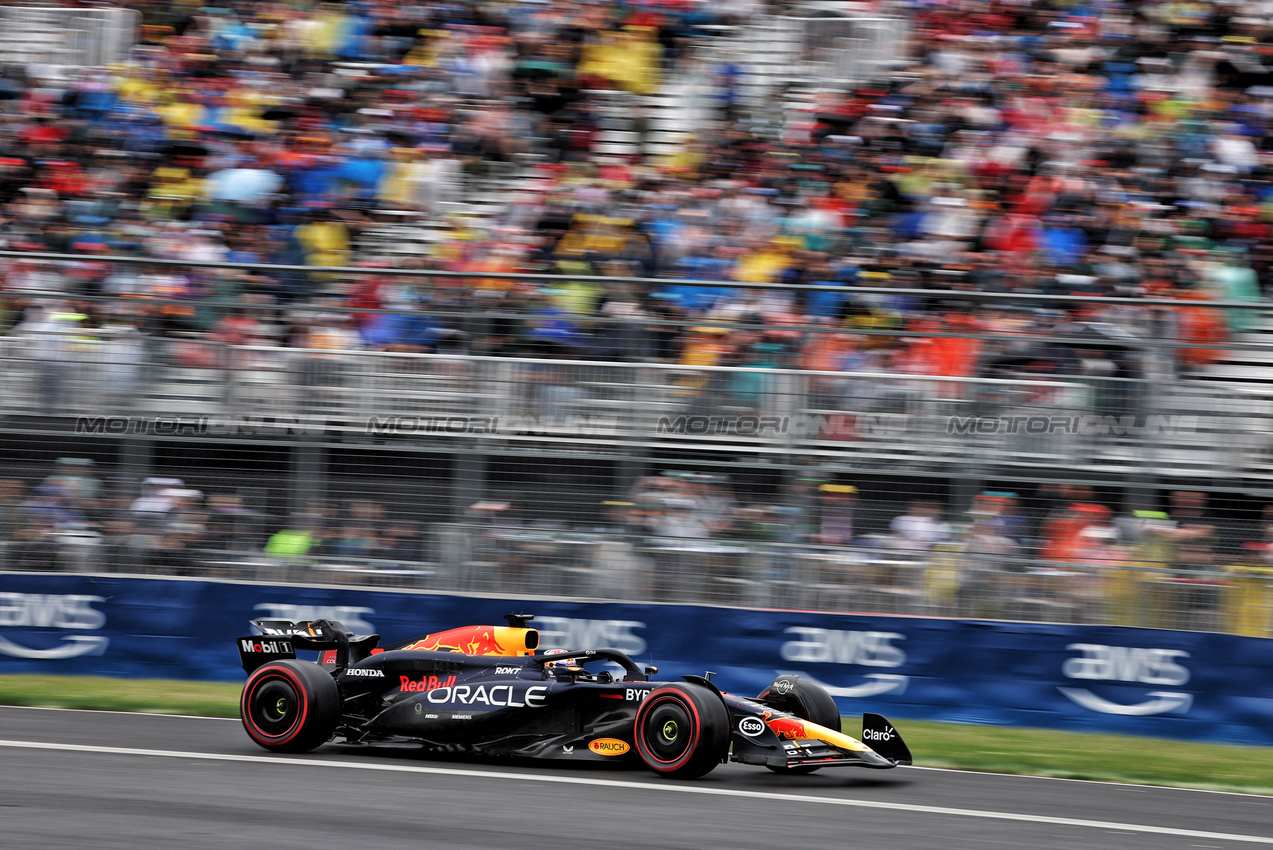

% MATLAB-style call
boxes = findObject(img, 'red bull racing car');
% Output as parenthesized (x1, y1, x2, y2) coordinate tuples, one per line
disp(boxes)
(236, 614, 912, 779)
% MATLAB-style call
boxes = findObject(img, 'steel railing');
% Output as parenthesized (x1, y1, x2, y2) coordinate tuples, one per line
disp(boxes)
(7, 530, 1273, 637)
(0, 6, 138, 67)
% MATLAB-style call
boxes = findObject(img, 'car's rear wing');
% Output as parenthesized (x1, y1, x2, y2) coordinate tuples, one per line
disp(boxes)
(237, 619, 379, 674)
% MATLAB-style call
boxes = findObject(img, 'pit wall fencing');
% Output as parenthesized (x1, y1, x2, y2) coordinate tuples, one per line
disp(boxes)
(1, 573, 1270, 747)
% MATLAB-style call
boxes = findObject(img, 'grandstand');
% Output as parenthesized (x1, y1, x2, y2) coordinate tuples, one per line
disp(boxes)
(1, 0, 1273, 637)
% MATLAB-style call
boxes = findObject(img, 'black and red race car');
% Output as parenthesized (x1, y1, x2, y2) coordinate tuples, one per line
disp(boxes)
(236, 614, 912, 779)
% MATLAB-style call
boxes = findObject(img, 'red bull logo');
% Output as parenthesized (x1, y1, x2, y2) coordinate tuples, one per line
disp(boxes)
(404, 626, 522, 656)
(763, 711, 808, 740)
(399, 674, 457, 693)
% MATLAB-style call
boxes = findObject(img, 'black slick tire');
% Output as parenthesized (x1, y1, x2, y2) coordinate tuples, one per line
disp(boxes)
(633, 683, 729, 779)
(241, 659, 339, 753)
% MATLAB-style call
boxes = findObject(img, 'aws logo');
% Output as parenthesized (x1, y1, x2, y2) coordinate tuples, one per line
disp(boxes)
(777, 628, 908, 698)
(0, 594, 109, 660)
(1058, 644, 1193, 716)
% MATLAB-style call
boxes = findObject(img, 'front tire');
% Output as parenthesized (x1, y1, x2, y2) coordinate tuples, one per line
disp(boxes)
(760, 677, 841, 774)
(634, 683, 729, 779)
(241, 660, 339, 753)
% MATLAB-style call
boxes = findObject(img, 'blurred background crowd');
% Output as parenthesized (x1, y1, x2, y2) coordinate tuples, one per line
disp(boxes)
(6, 455, 1273, 635)
(3, 0, 1273, 636)
(0, 0, 1272, 384)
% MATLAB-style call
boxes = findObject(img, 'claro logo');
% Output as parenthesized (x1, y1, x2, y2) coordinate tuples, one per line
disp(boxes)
(777, 628, 908, 698)
(0, 594, 109, 659)
(1058, 644, 1193, 716)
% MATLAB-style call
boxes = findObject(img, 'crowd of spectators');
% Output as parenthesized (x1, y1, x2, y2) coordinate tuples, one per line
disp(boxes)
(595, 472, 1273, 628)
(0, 456, 428, 575)
(0, 0, 1270, 395)
(4, 456, 1273, 632)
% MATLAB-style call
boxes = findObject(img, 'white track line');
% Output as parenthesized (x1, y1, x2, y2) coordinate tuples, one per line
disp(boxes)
(0, 705, 237, 721)
(1, 739, 1271, 845)
(906, 765, 1273, 799)
(4, 702, 1267, 799)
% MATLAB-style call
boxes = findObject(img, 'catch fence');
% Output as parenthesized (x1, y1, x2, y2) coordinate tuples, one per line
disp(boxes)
(702, 15, 912, 108)
(2, 258, 1273, 636)
(0, 6, 139, 68)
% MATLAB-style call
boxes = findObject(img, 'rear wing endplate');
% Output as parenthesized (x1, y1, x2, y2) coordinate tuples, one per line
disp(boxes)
(237, 619, 379, 673)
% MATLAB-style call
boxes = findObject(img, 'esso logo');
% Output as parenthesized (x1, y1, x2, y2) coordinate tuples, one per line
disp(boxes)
(738, 717, 766, 737)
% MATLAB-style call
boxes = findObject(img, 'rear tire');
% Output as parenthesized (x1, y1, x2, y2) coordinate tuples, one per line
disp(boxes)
(634, 683, 729, 779)
(241, 660, 339, 753)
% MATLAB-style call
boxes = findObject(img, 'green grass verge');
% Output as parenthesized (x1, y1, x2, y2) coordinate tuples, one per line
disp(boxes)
(0, 674, 242, 718)
(1, 674, 1270, 795)
(896, 718, 1273, 795)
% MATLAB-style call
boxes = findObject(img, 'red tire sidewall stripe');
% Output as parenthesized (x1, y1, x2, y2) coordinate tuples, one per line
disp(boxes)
(242, 665, 310, 746)
(635, 691, 702, 772)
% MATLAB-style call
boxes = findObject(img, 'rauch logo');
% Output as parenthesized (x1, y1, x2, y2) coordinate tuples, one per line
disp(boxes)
(0, 594, 109, 659)
(777, 627, 909, 698)
(1058, 643, 1193, 716)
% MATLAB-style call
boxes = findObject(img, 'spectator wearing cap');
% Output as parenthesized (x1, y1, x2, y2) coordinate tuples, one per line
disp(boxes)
(676, 325, 731, 395)
(13, 304, 81, 415)
(41, 458, 101, 515)
(815, 484, 857, 547)
(1040, 502, 1112, 567)
(1073, 513, 1126, 622)
(130, 477, 184, 531)
(1167, 490, 1217, 572)
(890, 501, 950, 552)
(0, 479, 25, 562)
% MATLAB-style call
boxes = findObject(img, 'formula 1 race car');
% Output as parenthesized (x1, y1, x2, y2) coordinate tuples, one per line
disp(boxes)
(236, 614, 912, 779)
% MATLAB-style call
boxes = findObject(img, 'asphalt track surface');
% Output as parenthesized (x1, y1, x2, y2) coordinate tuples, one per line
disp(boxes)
(1, 707, 1270, 850)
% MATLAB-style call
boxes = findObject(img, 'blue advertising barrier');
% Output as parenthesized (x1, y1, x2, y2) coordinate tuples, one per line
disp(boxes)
(2, 573, 1272, 746)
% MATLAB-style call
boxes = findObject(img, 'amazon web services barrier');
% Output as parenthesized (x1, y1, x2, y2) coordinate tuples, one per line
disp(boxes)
(2, 573, 1271, 747)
